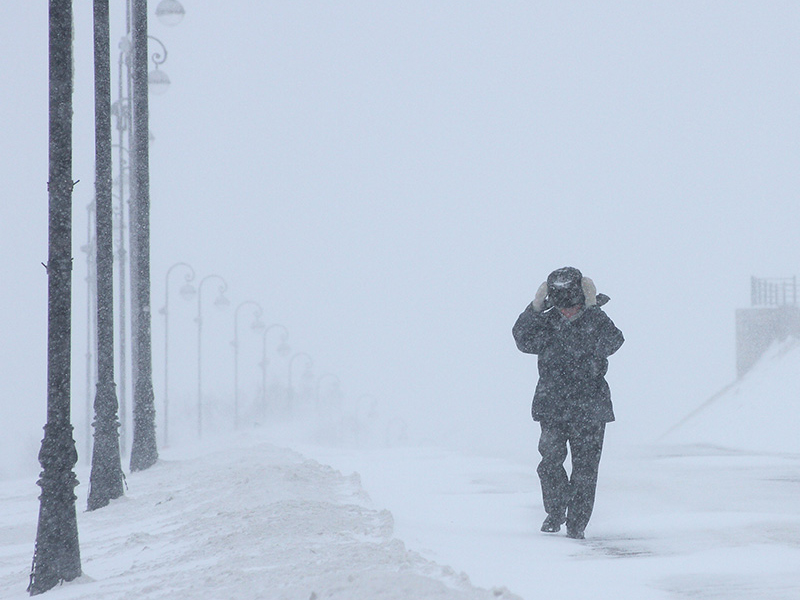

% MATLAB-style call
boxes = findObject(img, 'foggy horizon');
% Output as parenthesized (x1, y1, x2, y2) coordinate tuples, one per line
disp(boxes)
(2, 2, 800, 476)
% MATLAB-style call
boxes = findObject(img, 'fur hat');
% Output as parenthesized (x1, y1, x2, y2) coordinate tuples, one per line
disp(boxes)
(547, 267, 597, 308)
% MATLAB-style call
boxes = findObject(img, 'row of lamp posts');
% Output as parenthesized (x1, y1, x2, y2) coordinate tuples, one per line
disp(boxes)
(163, 264, 304, 443)
(232, 300, 265, 430)
(32, 0, 354, 585)
(31, 0, 186, 594)
(80, 0, 185, 459)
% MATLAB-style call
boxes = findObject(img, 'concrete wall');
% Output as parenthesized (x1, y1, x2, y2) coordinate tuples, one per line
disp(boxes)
(735, 305, 800, 378)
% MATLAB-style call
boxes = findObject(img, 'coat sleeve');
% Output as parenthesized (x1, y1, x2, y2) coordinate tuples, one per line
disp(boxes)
(512, 303, 551, 354)
(591, 309, 624, 357)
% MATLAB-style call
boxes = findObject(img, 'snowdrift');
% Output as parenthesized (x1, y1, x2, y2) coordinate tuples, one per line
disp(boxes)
(0, 439, 520, 600)
(660, 336, 800, 455)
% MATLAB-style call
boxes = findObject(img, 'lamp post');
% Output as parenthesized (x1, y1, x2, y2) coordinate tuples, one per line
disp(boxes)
(128, 0, 163, 473)
(146, 0, 187, 95)
(353, 393, 379, 446)
(160, 262, 196, 446)
(356, 394, 378, 415)
(29, 0, 81, 592)
(88, 0, 125, 512)
(111, 18, 132, 460)
(146, 35, 171, 95)
(80, 202, 97, 463)
(259, 324, 290, 414)
(287, 352, 314, 415)
(156, 0, 186, 26)
(196, 275, 229, 437)
(110, 0, 183, 470)
(232, 301, 265, 430)
(315, 373, 342, 413)
(315, 373, 342, 443)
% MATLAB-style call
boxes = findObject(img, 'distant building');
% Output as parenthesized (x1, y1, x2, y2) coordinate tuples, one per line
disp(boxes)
(736, 276, 800, 378)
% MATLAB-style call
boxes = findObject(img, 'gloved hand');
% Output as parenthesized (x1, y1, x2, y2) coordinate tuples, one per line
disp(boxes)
(531, 281, 549, 311)
(581, 277, 597, 306)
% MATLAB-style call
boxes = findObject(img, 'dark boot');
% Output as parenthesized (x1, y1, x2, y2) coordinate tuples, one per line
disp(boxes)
(540, 514, 565, 533)
(566, 527, 585, 540)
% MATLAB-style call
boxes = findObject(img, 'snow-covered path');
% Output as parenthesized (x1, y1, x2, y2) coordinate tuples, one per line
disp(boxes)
(0, 436, 522, 600)
(289, 438, 800, 600)
(2, 428, 800, 599)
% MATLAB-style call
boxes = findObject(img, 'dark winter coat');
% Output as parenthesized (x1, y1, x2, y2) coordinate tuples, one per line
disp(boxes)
(513, 304, 624, 424)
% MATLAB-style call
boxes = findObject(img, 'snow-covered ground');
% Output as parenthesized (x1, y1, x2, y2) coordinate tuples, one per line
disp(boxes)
(0, 434, 520, 600)
(661, 337, 800, 455)
(283, 437, 800, 600)
(2, 340, 800, 599)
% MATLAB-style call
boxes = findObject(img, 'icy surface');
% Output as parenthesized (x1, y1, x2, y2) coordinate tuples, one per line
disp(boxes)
(285, 438, 800, 600)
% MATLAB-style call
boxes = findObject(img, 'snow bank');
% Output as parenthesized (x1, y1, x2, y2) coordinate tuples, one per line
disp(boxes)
(0, 440, 520, 600)
(660, 336, 800, 455)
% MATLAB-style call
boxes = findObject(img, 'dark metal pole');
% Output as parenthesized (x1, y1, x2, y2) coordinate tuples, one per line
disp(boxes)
(88, 0, 125, 512)
(29, 0, 82, 593)
(114, 34, 130, 458)
(233, 301, 264, 430)
(196, 275, 229, 438)
(287, 352, 313, 415)
(260, 324, 289, 413)
(129, 0, 158, 471)
(83, 202, 96, 463)
(162, 262, 196, 446)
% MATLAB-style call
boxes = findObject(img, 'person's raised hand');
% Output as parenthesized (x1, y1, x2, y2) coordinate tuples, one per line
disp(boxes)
(532, 281, 549, 311)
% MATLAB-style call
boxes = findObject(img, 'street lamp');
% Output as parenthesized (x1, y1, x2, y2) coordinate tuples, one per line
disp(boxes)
(385, 417, 409, 446)
(80, 201, 97, 463)
(156, 0, 186, 26)
(287, 352, 313, 414)
(160, 262, 196, 446)
(352, 393, 379, 446)
(29, 0, 81, 592)
(110, 0, 183, 471)
(356, 393, 379, 415)
(146, 35, 170, 96)
(128, 0, 165, 474)
(315, 373, 342, 413)
(232, 301, 265, 430)
(259, 324, 290, 414)
(196, 275, 229, 437)
(111, 46, 132, 456)
(315, 373, 343, 444)
(88, 0, 125, 511)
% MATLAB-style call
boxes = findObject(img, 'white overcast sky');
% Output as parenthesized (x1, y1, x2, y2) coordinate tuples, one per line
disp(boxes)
(1, 2, 799, 470)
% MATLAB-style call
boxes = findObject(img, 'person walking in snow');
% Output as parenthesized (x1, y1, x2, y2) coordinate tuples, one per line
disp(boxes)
(513, 267, 624, 539)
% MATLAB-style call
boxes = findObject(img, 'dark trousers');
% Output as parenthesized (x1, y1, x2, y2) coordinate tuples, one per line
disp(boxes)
(537, 420, 605, 533)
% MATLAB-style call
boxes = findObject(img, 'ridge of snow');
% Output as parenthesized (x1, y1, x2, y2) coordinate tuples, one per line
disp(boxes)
(0, 438, 520, 600)
(660, 336, 800, 455)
